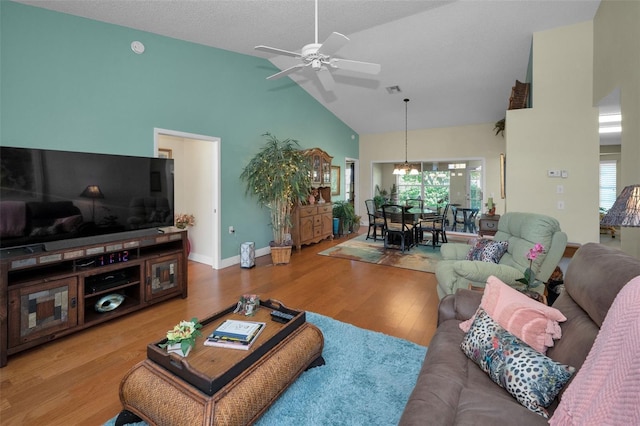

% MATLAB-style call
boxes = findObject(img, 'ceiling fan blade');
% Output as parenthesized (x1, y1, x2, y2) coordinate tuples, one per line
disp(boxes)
(255, 45, 301, 58)
(330, 58, 381, 75)
(315, 67, 335, 91)
(317, 32, 349, 56)
(266, 63, 308, 80)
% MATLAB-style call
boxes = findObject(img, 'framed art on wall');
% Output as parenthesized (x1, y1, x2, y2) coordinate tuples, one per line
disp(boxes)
(331, 166, 340, 195)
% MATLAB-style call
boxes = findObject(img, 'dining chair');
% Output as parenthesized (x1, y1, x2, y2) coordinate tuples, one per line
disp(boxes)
(417, 203, 449, 248)
(365, 199, 385, 241)
(450, 205, 462, 231)
(381, 204, 415, 252)
(451, 207, 479, 233)
(466, 208, 479, 233)
(405, 198, 423, 209)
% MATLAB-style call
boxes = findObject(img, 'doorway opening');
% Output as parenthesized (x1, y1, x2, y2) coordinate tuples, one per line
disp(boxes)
(154, 128, 221, 269)
(344, 158, 360, 220)
(597, 88, 621, 249)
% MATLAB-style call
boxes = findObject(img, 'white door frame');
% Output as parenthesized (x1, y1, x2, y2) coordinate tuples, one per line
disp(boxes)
(345, 157, 360, 219)
(153, 128, 221, 269)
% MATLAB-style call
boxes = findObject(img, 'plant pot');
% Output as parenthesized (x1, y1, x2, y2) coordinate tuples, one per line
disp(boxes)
(166, 342, 192, 357)
(270, 245, 292, 265)
(341, 220, 350, 235)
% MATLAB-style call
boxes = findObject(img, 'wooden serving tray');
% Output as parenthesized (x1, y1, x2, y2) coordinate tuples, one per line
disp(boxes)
(147, 299, 305, 395)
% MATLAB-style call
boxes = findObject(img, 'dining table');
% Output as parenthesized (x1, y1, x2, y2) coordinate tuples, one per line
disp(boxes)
(376, 206, 435, 223)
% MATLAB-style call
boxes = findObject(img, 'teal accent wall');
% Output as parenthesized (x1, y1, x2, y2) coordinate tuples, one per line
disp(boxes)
(1, 2, 359, 259)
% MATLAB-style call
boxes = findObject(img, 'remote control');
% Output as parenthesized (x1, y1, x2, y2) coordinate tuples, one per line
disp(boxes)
(270, 310, 295, 323)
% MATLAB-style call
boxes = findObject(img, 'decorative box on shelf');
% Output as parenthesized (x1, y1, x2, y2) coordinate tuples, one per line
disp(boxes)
(478, 214, 500, 237)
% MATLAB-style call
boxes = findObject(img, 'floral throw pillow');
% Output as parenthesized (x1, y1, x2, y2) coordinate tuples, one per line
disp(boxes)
(460, 308, 575, 418)
(466, 239, 509, 263)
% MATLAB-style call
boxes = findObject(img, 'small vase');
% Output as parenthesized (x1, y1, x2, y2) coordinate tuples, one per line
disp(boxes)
(166, 342, 192, 357)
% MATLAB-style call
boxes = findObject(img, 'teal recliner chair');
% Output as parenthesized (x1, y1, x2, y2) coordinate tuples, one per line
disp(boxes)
(435, 212, 568, 299)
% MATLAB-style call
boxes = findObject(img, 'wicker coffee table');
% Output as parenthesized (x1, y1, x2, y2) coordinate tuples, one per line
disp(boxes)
(117, 300, 324, 425)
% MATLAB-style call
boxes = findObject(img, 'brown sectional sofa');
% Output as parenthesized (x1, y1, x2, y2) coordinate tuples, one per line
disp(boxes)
(400, 243, 640, 425)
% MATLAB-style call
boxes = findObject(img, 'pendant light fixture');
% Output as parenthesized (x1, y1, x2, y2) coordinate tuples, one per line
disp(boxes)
(392, 98, 420, 175)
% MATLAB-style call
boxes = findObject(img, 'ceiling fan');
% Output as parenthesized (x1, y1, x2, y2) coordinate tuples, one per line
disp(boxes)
(254, 0, 381, 92)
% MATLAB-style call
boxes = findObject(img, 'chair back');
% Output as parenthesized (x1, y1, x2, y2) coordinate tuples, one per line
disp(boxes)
(441, 203, 450, 221)
(450, 205, 458, 222)
(406, 198, 423, 210)
(365, 199, 377, 221)
(382, 204, 414, 230)
(494, 212, 568, 283)
(436, 203, 451, 229)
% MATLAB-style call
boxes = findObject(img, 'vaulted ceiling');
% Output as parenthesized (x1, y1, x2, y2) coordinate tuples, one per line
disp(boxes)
(17, 0, 601, 135)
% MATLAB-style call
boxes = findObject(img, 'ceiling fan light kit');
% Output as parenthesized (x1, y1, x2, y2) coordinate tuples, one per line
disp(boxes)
(255, 0, 381, 92)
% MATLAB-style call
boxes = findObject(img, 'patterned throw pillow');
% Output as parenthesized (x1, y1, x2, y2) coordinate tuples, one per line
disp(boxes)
(466, 239, 509, 263)
(461, 308, 575, 418)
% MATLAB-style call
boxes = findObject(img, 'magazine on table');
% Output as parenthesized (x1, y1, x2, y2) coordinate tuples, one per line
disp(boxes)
(211, 319, 264, 341)
(204, 321, 266, 350)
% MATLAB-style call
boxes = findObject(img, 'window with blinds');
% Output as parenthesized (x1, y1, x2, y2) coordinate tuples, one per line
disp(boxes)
(600, 160, 617, 210)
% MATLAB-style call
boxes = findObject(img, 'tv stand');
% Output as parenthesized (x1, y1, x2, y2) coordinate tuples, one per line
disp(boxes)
(0, 228, 189, 367)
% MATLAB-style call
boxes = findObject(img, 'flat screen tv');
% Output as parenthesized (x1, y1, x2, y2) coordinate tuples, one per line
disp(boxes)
(0, 146, 174, 254)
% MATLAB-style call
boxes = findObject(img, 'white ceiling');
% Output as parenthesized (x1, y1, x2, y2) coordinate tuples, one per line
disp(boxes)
(16, 0, 602, 135)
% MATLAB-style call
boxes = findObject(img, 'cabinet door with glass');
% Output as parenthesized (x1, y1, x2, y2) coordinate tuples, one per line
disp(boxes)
(145, 254, 183, 302)
(304, 148, 333, 187)
(311, 154, 322, 186)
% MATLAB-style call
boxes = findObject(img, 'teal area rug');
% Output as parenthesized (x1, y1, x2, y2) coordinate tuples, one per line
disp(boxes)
(318, 233, 442, 273)
(104, 312, 427, 426)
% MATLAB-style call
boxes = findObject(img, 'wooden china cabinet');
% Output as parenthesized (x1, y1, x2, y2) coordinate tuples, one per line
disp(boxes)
(306, 147, 332, 188)
(291, 148, 334, 250)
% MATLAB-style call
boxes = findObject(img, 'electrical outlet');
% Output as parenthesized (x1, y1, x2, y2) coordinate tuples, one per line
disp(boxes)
(557, 185, 564, 194)
(557, 201, 565, 210)
(228, 226, 235, 234)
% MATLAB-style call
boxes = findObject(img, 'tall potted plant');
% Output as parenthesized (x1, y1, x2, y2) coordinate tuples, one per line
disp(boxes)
(240, 133, 312, 264)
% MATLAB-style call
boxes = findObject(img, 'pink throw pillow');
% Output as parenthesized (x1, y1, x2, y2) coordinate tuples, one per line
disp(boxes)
(459, 275, 566, 353)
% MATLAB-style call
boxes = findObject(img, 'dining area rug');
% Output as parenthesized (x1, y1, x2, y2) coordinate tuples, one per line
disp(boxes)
(318, 233, 442, 273)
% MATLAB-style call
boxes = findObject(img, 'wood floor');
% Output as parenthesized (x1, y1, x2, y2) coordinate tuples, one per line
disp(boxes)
(0, 232, 440, 425)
